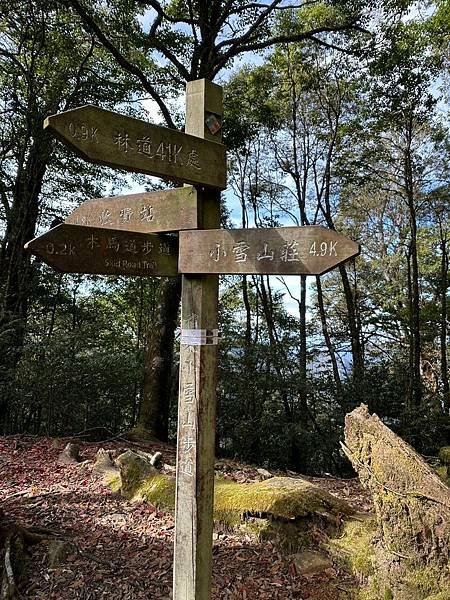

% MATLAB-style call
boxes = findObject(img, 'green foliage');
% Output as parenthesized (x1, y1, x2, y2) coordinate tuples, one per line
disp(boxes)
(224, 66, 281, 150)
(6, 271, 162, 437)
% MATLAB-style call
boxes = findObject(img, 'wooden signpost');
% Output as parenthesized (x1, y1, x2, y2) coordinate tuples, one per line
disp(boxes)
(30, 79, 360, 600)
(65, 186, 198, 233)
(179, 226, 360, 275)
(44, 106, 227, 189)
(25, 224, 178, 276)
(173, 79, 222, 600)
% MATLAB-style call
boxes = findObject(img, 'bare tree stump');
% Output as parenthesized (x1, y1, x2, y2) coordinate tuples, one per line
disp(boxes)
(342, 405, 450, 599)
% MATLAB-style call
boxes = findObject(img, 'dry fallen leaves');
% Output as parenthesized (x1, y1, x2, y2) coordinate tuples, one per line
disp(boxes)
(0, 435, 367, 599)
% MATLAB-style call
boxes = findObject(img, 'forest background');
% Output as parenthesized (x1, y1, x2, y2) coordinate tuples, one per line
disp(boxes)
(0, 0, 449, 476)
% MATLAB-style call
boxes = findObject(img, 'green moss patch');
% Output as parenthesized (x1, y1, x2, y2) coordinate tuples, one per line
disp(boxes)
(435, 465, 449, 485)
(108, 472, 353, 552)
(402, 566, 450, 600)
(438, 447, 450, 466)
(425, 592, 450, 600)
(137, 473, 176, 511)
(213, 476, 352, 525)
(329, 516, 376, 580)
(105, 473, 122, 493)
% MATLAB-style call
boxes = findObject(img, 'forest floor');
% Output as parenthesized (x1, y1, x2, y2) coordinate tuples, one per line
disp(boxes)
(0, 435, 373, 599)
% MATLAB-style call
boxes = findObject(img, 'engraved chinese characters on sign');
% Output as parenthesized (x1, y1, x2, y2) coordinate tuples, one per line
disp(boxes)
(44, 106, 227, 189)
(66, 187, 198, 234)
(178, 316, 199, 479)
(178, 226, 360, 276)
(25, 224, 178, 277)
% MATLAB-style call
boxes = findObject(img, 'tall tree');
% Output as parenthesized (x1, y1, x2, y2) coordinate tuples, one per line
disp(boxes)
(0, 0, 136, 431)
(64, 0, 386, 439)
(355, 19, 445, 407)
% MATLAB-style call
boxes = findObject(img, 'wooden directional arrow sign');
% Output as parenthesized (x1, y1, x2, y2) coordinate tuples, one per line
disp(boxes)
(179, 226, 360, 275)
(25, 224, 178, 277)
(44, 106, 226, 189)
(65, 186, 198, 233)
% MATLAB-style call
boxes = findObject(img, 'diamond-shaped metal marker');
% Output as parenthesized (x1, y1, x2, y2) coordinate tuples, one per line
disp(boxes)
(205, 113, 222, 135)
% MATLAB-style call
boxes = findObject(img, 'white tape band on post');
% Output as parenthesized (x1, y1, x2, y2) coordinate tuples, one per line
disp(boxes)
(180, 328, 219, 346)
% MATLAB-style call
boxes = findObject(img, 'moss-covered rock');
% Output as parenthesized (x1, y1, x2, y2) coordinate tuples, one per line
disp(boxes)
(213, 476, 352, 524)
(438, 447, 450, 466)
(329, 516, 377, 580)
(137, 473, 175, 511)
(93, 449, 118, 479)
(289, 550, 333, 575)
(435, 465, 450, 486)
(107, 471, 353, 552)
(115, 450, 158, 498)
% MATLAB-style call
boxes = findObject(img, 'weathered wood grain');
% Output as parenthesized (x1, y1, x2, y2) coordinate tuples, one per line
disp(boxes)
(44, 105, 227, 189)
(173, 79, 222, 600)
(65, 187, 198, 233)
(179, 226, 360, 275)
(25, 224, 178, 276)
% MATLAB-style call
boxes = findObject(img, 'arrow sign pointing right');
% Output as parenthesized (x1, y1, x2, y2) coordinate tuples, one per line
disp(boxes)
(179, 226, 360, 275)
(25, 224, 178, 277)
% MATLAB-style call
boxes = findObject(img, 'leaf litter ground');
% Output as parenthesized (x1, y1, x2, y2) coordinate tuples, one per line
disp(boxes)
(0, 436, 372, 599)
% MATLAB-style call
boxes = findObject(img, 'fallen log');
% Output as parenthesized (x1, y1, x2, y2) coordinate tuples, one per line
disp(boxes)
(342, 405, 450, 600)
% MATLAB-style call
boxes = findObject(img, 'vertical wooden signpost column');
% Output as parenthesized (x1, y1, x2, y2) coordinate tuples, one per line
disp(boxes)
(173, 80, 223, 600)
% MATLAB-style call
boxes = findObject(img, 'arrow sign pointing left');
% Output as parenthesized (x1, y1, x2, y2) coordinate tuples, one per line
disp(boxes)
(65, 186, 198, 234)
(44, 105, 227, 189)
(25, 224, 178, 277)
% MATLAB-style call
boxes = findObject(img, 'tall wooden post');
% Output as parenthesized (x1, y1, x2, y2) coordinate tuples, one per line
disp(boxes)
(173, 79, 223, 600)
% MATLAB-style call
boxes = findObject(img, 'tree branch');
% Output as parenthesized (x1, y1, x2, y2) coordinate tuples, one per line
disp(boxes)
(215, 0, 283, 54)
(64, 0, 177, 129)
(213, 18, 367, 76)
(140, 0, 197, 26)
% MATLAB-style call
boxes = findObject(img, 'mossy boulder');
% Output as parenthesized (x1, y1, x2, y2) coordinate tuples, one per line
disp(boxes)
(213, 476, 352, 523)
(115, 450, 159, 498)
(107, 470, 353, 552)
(435, 465, 450, 486)
(135, 473, 175, 511)
(289, 550, 333, 575)
(438, 447, 450, 466)
(57, 443, 81, 465)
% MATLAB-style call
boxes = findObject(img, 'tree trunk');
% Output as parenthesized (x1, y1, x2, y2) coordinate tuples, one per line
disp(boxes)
(439, 230, 449, 413)
(0, 135, 52, 433)
(338, 263, 364, 392)
(316, 276, 343, 401)
(404, 122, 422, 408)
(343, 405, 450, 599)
(130, 276, 181, 441)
